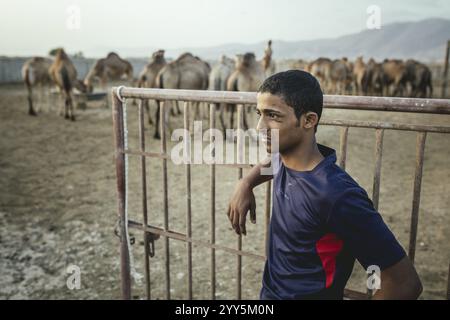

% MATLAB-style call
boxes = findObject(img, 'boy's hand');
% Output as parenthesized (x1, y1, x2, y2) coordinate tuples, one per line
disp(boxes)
(227, 179, 256, 236)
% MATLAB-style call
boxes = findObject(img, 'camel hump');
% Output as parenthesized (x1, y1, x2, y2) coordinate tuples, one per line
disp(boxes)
(107, 52, 120, 59)
(176, 52, 194, 62)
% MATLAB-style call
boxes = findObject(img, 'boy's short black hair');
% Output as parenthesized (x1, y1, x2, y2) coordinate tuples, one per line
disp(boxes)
(258, 70, 323, 132)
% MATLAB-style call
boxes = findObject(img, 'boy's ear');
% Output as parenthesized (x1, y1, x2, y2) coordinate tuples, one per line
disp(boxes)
(303, 112, 319, 130)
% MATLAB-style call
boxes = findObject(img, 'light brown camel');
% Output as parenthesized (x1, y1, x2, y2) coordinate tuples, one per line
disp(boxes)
(48, 48, 86, 120)
(352, 56, 366, 95)
(307, 57, 332, 92)
(153, 52, 210, 139)
(137, 50, 167, 124)
(84, 52, 134, 93)
(21, 57, 53, 115)
(226, 52, 266, 130)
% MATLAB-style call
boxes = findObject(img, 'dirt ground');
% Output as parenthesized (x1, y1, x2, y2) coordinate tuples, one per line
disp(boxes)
(0, 83, 449, 300)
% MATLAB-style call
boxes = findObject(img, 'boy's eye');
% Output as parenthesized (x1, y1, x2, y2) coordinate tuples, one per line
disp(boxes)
(268, 112, 278, 119)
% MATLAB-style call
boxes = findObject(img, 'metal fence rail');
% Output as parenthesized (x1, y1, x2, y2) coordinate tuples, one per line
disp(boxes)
(111, 87, 450, 300)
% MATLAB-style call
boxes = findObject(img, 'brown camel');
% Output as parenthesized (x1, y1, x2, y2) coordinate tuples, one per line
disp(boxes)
(362, 58, 384, 96)
(226, 52, 266, 131)
(21, 57, 53, 115)
(137, 50, 167, 124)
(328, 58, 353, 95)
(48, 48, 86, 120)
(84, 52, 134, 93)
(405, 59, 433, 98)
(153, 52, 210, 139)
(381, 59, 408, 97)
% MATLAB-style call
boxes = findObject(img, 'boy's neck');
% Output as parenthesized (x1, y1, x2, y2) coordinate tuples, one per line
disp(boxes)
(280, 137, 324, 172)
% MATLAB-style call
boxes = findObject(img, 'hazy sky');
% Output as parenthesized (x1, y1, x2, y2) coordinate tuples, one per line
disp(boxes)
(1, 0, 449, 57)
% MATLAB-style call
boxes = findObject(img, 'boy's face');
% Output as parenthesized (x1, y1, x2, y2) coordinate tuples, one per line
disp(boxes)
(256, 92, 318, 154)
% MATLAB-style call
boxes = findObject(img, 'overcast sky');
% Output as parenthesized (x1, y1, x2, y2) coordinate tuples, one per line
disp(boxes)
(1, 0, 449, 57)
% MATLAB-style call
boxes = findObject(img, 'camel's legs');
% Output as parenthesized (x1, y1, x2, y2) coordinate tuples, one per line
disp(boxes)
(170, 100, 177, 116)
(69, 94, 75, 121)
(243, 104, 249, 130)
(154, 100, 161, 139)
(176, 101, 182, 115)
(154, 100, 170, 139)
(229, 104, 235, 130)
(145, 99, 153, 125)
(218, 103, 227, 135)
(26, 84, 37, 116)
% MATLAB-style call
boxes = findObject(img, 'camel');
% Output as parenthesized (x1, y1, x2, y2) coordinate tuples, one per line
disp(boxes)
(84, 52, 134, 93)
(226, 52, 266, 131)
(307, 57, 332, 92)
(48, 48, 86, 120)
(137, 50, 167, 124)
(405, 59, 433, 98)
(328, 58, 353, 94)
(381, 59, 408, 97)
(262, 40, 276, 77)
(21, 57, 53, 115)
(362, 58, 384, 96)
(153, 52, 210, 139)
(352, 56, 366, 95)
(208, 55, 235, 133)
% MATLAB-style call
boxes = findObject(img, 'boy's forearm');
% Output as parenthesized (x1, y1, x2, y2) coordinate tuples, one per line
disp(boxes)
(242, 156, 274, 189)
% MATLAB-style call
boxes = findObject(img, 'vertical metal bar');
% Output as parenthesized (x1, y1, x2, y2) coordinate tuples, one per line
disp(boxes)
(367, 128, 384, 298)
(442, 40, 450, 99)
(160, 100, 171, 299)
(210, 103, 216, 300)
(138, 99, 151, 300)
(236, 103, 243, 300)
(183, 101, 193, 299)
(447, 263, 450, 300)
(408, 132, 427, 263)
(264, 180, 272, 256)
(372, 129, 384, 210)
(339, 127, 349, 170)
(112, 90, 131, 300)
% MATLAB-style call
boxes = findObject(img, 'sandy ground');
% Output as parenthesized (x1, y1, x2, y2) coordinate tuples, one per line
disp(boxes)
(0, 83, 449, 300)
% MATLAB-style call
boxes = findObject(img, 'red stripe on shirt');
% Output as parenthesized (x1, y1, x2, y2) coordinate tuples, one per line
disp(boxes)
(316, 233, 344, 288)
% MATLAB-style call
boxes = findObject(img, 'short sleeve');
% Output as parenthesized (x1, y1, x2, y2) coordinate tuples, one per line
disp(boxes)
(327, 188, 406, 270)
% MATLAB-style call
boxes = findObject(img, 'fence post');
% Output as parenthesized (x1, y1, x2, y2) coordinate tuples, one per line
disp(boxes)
(112, 89, 131, 300)
(442, 40, 450, 99)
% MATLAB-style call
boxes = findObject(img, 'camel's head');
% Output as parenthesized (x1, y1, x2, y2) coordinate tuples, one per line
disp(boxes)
(152, 50, 165, 60)
(49, 47, 66, 59)
(242, 53, 256, 67)
(74, 79, 89, 94)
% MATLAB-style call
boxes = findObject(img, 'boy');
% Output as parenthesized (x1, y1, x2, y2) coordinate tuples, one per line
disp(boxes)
(226, 70, 422, 300)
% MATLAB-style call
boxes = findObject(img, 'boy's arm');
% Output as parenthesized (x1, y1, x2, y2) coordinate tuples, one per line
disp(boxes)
(227, 156, 274, 235)
(372, 256, 422, 300)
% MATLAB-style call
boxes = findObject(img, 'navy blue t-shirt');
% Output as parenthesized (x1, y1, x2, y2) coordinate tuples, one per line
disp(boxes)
(260, 144, 406, 300)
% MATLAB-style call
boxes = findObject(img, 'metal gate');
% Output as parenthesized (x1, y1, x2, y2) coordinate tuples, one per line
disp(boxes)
(111, 87, 450, 300)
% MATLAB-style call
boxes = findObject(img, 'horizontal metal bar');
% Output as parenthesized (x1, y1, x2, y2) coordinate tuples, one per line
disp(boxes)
(123, 149, 253, 168)
(344, 289, 369, 300)
(128, 219, 266, 261)
(321, 119, 450, 133)
(112, 87, 450, 114)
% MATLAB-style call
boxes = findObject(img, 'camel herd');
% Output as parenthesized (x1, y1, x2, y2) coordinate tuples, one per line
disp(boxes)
(306, 56, 433, 97)
(21, 40, 433, 138)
